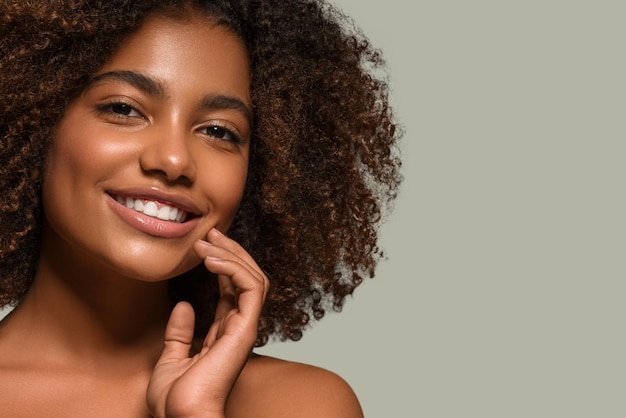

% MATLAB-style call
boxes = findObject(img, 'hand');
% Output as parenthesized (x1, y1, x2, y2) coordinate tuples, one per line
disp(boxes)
(146, 228, 269, 418)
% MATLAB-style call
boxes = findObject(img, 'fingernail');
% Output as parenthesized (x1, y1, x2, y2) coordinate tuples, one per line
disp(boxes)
(211, 227, 225, 236)
(196, 239, 213, 247)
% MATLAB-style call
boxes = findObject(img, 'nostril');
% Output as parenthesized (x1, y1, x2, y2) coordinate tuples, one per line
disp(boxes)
(138, 140, 196, 183)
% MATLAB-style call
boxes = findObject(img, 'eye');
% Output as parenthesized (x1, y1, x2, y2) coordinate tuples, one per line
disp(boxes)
(95, 101, 144, 119)
(201, 124, 244, 145)
(109, 102, 140, 117)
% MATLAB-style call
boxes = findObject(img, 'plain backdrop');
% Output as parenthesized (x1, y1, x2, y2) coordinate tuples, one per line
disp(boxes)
(3, 1, 626, 417)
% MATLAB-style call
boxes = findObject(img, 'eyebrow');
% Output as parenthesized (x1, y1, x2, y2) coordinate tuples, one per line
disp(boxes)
(88, 70, 253, 124)
(89, 70, 166, 99)
(199, 94, 253, 126)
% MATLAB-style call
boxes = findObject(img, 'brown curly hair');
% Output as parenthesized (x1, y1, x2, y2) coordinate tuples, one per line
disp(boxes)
(0, 0, 402, 346)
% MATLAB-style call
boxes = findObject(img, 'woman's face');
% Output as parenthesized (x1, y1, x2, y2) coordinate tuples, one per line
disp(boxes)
(42, 14, 251, 281)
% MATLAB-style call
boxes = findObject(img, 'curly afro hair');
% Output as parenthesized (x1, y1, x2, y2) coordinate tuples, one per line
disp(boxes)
(0, 0, 402, 346)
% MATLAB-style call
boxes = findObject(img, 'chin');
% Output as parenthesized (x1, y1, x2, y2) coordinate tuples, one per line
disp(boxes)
(101, 246, 203, 283)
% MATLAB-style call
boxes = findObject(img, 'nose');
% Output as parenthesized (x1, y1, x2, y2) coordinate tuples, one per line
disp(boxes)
(139, 124, 197, 183)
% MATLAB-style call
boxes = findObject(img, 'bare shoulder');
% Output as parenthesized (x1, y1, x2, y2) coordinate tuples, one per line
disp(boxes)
(227, 353, 364, 418)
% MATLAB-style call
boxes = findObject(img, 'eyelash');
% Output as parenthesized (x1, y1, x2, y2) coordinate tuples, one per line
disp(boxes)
(95, 100, 144, 119)
(95, 100, 245, 145)
(199, 123, 244, 145)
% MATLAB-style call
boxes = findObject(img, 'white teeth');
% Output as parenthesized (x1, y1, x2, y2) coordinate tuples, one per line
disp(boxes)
(157, 206, 170, 221)
(133, 200, 144, 211)
(143, 201, 158, 217)
(115, 195, 188, 223)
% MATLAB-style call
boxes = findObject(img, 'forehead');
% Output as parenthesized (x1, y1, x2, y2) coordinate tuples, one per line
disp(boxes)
(96, 13, 251, 103)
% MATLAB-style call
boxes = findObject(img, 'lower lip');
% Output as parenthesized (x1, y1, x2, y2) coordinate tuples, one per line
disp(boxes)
(106, 195, 199, 238)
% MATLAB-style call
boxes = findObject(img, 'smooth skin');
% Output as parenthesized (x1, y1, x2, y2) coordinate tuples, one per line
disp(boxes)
(0, 12, 363, 418)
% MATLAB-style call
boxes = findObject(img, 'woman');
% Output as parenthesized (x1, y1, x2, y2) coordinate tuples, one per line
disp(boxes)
(0, 0, 401, 416)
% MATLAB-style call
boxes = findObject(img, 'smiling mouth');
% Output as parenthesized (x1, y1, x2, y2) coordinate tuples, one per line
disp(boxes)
(111, 194, 192, 223)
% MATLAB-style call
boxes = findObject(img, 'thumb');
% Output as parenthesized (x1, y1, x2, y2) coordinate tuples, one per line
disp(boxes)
(159, 301, 196, 362)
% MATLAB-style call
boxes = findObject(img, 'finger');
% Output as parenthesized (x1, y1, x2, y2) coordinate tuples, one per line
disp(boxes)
(194, 238, 269, 300)
(213, 271, 237, 319)
(158, 301, 195, 362)
(205, 270, 242, 348)
(194, 243, 266, 295)
(194, 236, 262, 280)
(207, 228, 263, 273)
(206, 232, 270, 300)
(203, 257, 265, 320)
(203, 318, 220, 348)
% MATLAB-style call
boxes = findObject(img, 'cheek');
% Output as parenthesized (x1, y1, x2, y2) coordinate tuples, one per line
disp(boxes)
(41, 136, 94, 239)
(42, 118, 124, 231)
(45, 118, 96, 186)
(44, 118, 138, 192)
(204, 158, 249, 227)
(42, 130, 83, 207)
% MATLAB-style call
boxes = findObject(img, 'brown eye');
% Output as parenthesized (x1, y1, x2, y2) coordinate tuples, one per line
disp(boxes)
(96, 101, 143, 118)
(110, 103, 135, 116)
(207, 126, 231, 140)
(201, 125, 243, 144)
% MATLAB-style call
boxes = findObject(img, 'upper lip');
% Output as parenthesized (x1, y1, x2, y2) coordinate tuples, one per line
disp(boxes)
(106, 187, 203, 216)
